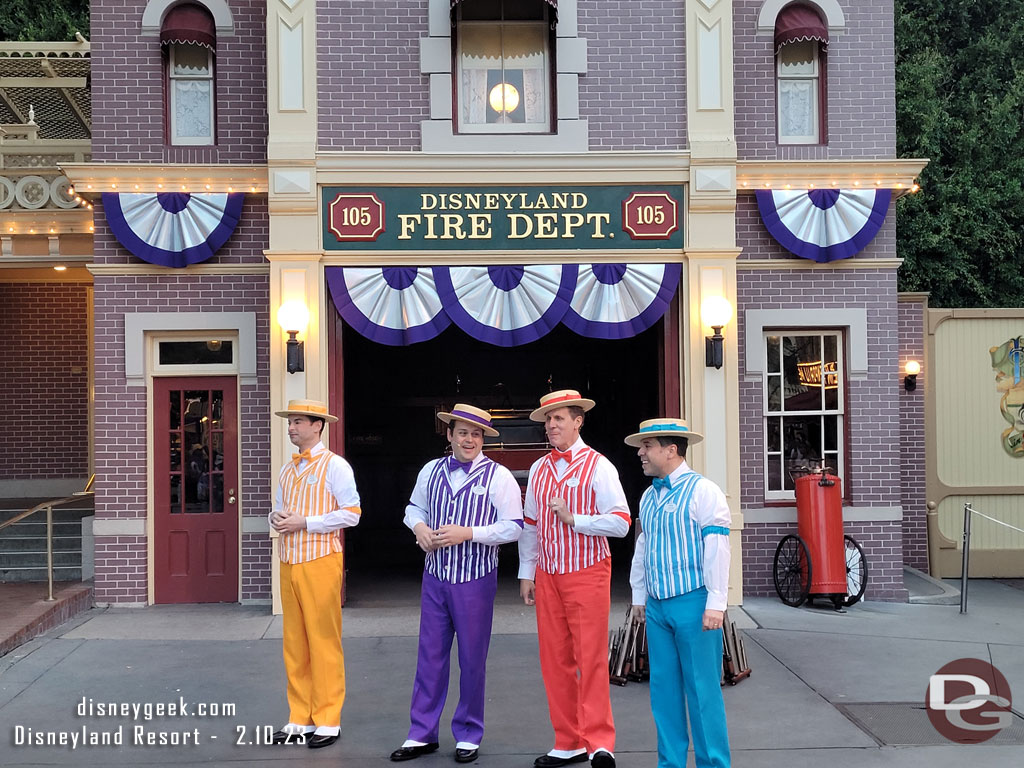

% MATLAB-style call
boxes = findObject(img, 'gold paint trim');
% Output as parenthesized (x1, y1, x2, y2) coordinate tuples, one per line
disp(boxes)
(59, 164, 269, 194)
(737, 158, 928, 197)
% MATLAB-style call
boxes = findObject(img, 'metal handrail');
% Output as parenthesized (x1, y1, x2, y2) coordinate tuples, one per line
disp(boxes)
(0, 475, 94, 602)
(959, 502, 1024, 614)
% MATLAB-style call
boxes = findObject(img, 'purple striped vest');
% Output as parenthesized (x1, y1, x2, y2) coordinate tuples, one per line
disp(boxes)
(425, 457, 500, 584)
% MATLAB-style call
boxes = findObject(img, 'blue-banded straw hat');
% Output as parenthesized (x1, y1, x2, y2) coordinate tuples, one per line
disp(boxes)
(624, 417, 703, 447)
(437, 403, 500, 438)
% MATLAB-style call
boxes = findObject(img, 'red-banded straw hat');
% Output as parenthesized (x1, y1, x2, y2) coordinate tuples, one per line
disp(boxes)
(624, 417, 704, 447)
(274, 399, 338, 423)
(529, 389, 597, 422)
(437, 403, 499, 437)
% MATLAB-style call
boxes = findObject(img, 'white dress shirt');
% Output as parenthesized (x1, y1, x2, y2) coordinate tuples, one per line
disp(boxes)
(270, 442, 361, 533)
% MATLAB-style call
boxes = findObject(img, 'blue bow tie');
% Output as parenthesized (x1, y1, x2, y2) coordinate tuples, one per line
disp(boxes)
(448, 456, 473, 473)
(653, 476, 673, 491)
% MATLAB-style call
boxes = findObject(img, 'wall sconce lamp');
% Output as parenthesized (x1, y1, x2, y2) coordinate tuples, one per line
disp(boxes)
(904, 360, 921, 391)
(276, 300, 310, 374)
(702, 296, 733, 370)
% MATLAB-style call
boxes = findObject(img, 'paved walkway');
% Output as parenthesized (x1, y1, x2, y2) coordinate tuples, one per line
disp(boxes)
(2, 577, 1023, 767)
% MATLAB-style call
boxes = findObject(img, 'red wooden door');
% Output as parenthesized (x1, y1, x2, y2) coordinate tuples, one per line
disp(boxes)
(154, 377, 239, 603)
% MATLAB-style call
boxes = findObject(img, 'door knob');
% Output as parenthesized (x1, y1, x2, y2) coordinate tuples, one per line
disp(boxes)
(228, 488, 236, 505)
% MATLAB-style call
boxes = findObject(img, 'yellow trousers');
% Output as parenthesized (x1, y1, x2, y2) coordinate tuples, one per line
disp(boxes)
(281, 552, 345, 727)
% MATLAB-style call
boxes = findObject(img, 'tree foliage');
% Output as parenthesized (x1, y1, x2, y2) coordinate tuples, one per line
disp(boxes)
(0, 0, 89, 43)
(895, 1, 1024, 307)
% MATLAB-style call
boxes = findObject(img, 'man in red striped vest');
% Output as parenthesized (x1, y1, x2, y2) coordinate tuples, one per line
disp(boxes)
(519, 390, 631, 768)
(269, 399, 361, 749)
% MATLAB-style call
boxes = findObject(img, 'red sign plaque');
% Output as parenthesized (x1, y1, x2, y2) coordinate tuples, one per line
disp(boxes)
(327, 193, 386, 242)
(621, 192, 679, 240)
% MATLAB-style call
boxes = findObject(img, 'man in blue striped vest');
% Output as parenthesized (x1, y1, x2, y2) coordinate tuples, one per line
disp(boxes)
(625, 418, 732, 768)
(390, 404, 523, 764)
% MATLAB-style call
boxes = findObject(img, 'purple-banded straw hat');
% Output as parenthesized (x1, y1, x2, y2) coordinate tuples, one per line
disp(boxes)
(437, 403, 499, 437)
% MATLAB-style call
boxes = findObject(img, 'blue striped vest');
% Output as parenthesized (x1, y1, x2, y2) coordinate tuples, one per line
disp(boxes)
(638, 471, 705, 600)
(425, 457, 501, 584)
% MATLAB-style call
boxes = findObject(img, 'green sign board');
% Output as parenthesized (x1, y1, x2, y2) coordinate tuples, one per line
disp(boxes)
(322, 185, 684, 251)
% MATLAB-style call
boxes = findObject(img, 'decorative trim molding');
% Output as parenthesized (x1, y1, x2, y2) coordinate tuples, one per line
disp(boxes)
(744, 505, 902, 524)
(744, 307, 869, 378)
(316, 250, 685, 267)
(87, 263, 269, 276)
(756, 0, 846, 33)
(242, 516, 270, 534)
(93, 518, 147, 536)
(124, 311, 257, 386)
(58, 164, 268, 193)
(737, 159, 928, 197)
(737, 258, 903, 270)
(141, 0, 235, 36)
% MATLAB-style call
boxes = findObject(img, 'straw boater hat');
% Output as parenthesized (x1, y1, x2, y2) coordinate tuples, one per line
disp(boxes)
(436, 403, 500, 438)
(624, 417, 704, 447)
(274, 399, 338, 423)
(529, 389, 597, 422)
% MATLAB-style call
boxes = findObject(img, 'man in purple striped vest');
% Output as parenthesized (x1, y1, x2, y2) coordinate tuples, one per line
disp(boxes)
(390, 404, 523, 765)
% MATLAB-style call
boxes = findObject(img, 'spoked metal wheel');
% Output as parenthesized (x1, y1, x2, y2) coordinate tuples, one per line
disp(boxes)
(773, 534, 813, 607)
(843, 534, 868, 607)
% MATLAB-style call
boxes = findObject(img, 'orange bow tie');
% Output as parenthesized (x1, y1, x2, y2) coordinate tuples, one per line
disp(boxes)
(292, 450, 312, 465)
(551, 448, 573, 463)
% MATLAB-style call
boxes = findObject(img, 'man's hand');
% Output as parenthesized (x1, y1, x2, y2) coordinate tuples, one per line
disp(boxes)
(413, 523, 436, 553)
(549, 498, 574, 527)
(434, 524, 472, 548)
(702, 608, 725, 632)
(630, 604, 646, 624)
(272, 510, 307, 534)
(520, 579, 536, 606)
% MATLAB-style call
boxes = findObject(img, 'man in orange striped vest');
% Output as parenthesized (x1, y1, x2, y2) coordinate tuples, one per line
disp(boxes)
(269, 399, 361, 749)
(519, 390, 631, 768)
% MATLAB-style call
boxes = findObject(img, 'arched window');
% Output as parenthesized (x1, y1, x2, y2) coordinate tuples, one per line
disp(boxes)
(775, 3, 828, 145)
(453, 0, 556, 134)
(161, 3, 217, 145)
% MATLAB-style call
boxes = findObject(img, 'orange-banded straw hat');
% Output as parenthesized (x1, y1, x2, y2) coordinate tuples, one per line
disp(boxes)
(436, 403, 500, 437)
(274, 399, 338, 423)
(624, 417, 704, 447)
(529, 389, 597, 422)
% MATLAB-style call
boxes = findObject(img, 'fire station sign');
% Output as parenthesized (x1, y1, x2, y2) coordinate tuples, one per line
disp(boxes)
(322, 185, 684, 251)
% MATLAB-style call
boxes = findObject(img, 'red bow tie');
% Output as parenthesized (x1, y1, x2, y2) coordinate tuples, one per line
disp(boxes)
(292, 450, 312, 465)
(550, 448, 573, 463)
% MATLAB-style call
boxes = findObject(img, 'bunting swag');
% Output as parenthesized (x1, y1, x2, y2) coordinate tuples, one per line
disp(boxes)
(755, 188, 891, 263)
(435, 265, 578, 347)
(102, 192, 245, 268)
(326, 266, 450, 346)
(325, 263, 680, 346)
(563, 263, 681, 339)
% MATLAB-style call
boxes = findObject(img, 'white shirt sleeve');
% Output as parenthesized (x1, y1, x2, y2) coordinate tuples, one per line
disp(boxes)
(630, 529, 648, 605)
(471, 464, 524, 545)
(305, 455, 363, 534)
(572, 455, 631, 538)
(517, 458, 543, 580)
(269, 467, 285, 526)
(692, 477, 732, 612)
(403, 460, 437, 533)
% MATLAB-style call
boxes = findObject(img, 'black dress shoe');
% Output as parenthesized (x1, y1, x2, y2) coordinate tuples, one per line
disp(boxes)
(390, 743, 440, 761)
(590, 751, 615, 768)
(270, 730, 310, 745)
(454, 747, 479, 763)
(534, 754, 588, 768)
(307, 733, 339, 749)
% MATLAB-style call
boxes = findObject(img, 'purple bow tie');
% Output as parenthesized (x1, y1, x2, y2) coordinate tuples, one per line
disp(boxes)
(448, 456, 473, 473)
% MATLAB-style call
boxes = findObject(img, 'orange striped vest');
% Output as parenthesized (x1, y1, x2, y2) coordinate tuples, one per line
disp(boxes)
(277, 450, 343, 564)
(531, 446, 608, 575)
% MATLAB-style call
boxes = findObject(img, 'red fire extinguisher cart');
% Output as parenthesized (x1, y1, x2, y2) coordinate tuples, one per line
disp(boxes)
(772, 468, 868, 610)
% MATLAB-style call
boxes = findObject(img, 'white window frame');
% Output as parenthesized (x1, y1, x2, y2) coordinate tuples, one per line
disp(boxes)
(150, 333, 239, 377)
(776, 40, 821, 145)
(455, 6, 553, 135)
(762, 330, 845, 500)
(169, 43, 215, 146)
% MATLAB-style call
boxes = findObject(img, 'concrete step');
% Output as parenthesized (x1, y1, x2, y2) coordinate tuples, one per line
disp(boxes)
(0, 567, 83, 582)
(0, 535, 82, 552)
(0, 550, 82, 569)
(1, 521, 84, 538)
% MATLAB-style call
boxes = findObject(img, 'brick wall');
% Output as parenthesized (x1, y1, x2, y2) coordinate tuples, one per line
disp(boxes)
(899, 298, 928, 571)
(317, 0, 429, 151)
(734, 0, 896, 159)
(91, 0, 267, 163)
(578, 0, 687, 150)
(0, 283, 90, 479)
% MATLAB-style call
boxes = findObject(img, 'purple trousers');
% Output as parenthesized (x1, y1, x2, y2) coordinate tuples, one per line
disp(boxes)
(407, 569, 498, 745)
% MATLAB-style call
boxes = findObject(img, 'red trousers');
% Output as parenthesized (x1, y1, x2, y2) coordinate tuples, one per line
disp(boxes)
(535, 557, 615, 753)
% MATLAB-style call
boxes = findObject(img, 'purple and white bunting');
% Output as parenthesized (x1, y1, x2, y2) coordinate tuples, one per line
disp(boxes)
(434, 265, 578, 347)
(325, 266, 450, 346)
(755, 188, 891, 263)
(102, 192, 244, 268)
(563, 263, 681, 339)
